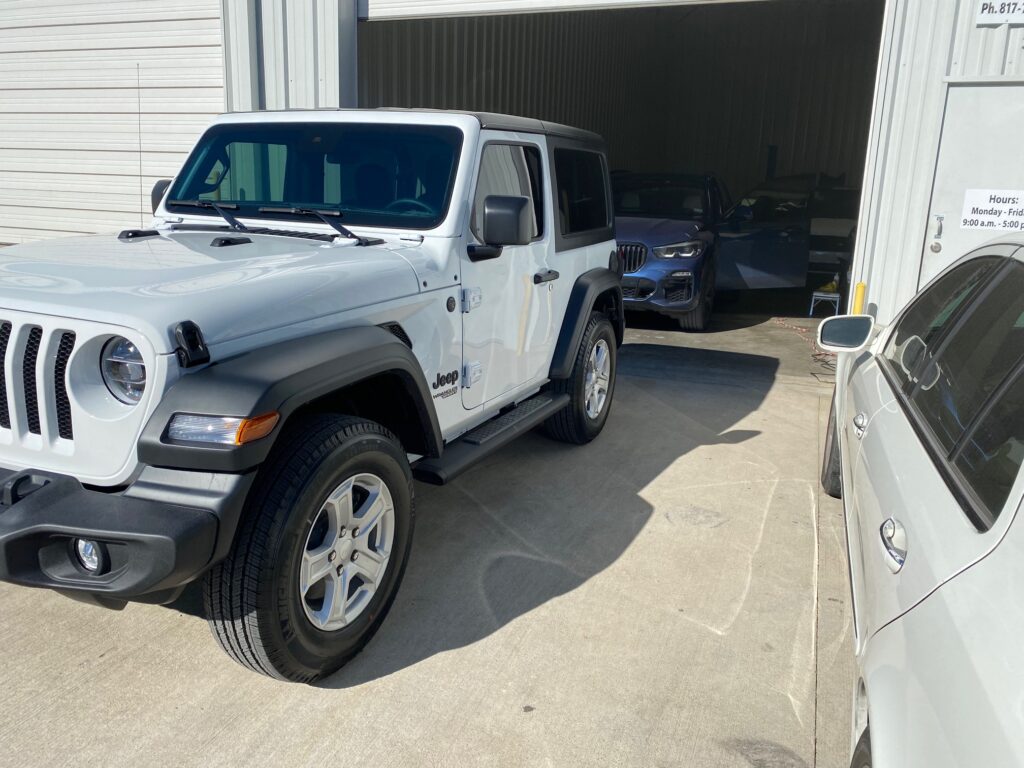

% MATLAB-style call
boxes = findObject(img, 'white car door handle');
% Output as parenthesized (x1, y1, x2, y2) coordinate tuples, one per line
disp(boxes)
(853, 412, 867, 439)
(880, 517, 907, 573)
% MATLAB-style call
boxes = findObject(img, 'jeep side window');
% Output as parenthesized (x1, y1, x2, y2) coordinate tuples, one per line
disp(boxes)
(471, 144, 543, 242)
(554, 148, 609, 235)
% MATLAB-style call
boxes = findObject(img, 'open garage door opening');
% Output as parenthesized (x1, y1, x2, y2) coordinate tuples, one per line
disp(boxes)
(358, 0, 884, 327)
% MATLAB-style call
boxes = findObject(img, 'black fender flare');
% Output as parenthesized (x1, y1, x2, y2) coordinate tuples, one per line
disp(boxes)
(138, 326, 442, 473)
(549, 268, 624, 380)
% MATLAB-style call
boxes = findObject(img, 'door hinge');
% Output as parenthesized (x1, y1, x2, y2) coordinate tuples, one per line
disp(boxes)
(462, 287, 482, 313)
(463, 361, 483, 388)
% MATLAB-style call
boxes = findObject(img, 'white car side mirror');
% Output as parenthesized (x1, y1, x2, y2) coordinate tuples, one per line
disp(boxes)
(817, 314, 874, 354)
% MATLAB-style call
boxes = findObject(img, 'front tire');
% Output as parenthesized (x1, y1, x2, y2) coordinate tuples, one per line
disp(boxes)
(850, 727, 871, 768)
(677, 265, 715, 332)
(543, 312, 617, 444)
(203, 414, 414, 683)
(821, 393, 843, 499)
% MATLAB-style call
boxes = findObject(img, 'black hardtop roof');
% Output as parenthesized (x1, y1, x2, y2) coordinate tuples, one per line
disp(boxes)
(375, 108, 605, 144)
(225, 107, 605, 146)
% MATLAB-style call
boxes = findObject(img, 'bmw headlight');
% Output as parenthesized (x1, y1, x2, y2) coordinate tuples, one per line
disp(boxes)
(653, 241, 705, 259)
(101, 336, 145, 405)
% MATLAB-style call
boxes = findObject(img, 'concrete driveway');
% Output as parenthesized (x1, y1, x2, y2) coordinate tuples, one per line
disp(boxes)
(0, 308, 854, 768)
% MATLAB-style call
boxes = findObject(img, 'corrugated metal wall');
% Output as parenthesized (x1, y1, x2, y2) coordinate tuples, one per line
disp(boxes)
(0, 0, 224, 243)
(359, 0, 884, 198)
(221, 0, 359, 112)
(854, 0, 1024, 322)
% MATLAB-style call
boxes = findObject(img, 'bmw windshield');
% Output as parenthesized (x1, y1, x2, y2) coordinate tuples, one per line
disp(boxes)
(613, 176, 707, 221)
(166, 122, 464, 230)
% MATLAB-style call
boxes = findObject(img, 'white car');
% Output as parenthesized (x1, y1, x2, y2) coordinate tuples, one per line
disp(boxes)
(0, 109, 624, 682)
(818, 238, 1024, 767)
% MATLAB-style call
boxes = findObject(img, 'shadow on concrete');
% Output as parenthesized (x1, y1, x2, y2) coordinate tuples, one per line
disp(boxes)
(166, 339, 781, 640)
(307, 341, 780, 688)
(626, 287, 817, 334)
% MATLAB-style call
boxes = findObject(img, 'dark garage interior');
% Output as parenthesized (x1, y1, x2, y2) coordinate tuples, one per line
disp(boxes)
(358, 0, 884, 209)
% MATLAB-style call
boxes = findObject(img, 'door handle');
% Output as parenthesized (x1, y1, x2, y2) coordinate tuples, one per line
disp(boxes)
(533, 269, 560, 284)
(880, 517, 907, 573)
(852, 412, 867, 439)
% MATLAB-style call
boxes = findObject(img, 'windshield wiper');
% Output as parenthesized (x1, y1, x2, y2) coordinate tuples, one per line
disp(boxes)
(167, 199, 250, 232)
(258, 206, 379, 246)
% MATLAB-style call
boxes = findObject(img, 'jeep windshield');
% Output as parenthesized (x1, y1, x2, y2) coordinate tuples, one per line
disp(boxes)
(613, 175, 706, 221)
(165, 122, 464, 230)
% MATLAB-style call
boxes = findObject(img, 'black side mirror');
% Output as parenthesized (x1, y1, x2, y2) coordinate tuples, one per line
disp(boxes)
(482, 195, 532, 247)
(151, 179, 172, 214)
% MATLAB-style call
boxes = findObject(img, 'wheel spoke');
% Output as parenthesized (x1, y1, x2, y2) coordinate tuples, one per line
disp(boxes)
(299, 545, 335, 597)
(351, 547, 387, 586)
(325, 569, 350, 626)
(353, 487, 389, 534)
(323, 479, 355, 529)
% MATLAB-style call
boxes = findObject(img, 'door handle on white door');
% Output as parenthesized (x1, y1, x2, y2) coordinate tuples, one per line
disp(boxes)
(852, 412, 867, 439)
(880, 517, 907, 573)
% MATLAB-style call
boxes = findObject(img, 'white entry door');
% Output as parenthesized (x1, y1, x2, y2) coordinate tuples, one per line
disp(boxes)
(921, 84, 1024, 284)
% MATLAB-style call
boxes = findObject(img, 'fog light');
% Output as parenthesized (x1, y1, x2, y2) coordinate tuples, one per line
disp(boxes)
(75, 539, 100, 572)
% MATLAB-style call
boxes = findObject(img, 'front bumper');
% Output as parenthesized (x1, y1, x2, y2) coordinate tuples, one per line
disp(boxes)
(0, 466, 252, 605)
(622, 269, 699, 314)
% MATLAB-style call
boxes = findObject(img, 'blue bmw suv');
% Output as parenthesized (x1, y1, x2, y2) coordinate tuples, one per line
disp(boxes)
(613, 173, 728, 331)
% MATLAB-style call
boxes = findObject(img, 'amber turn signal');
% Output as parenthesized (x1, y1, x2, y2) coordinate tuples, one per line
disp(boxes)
(236, 412, 280, 445)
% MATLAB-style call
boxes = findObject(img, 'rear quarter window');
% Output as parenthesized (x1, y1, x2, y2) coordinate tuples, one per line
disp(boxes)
(554, 148, 609, 235)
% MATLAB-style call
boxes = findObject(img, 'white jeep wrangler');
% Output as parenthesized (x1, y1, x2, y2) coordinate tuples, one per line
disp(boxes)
(0, 109, 623, 682)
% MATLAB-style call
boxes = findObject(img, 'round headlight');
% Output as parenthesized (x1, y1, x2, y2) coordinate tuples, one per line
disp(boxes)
(101, 336, 146, 405)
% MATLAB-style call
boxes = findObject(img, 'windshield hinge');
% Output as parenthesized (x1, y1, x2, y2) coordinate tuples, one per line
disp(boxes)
(174, 321, 211, 368)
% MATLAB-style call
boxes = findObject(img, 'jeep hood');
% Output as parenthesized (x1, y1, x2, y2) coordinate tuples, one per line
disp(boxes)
(615, 216, 702, 246)
(0, 231, 421, 353)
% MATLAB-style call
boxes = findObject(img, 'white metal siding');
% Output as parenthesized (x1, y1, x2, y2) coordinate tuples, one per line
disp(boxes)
(854, 0, 1024, 322)
(0, 0, 225, 243)
(359, 1, 882, 201)
(220, 0, 358, 112)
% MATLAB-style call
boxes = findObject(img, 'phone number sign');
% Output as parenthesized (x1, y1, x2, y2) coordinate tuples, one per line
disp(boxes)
(961, 189, 1024, 231)
(977, 1, 1024, 23)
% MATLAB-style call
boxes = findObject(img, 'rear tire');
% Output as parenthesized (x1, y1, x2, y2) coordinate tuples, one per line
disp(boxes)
(821, 393, 843, 499)
(850, 727, 872, 768)
(203, 414, 414, 683)
(543, 312, 617, 444)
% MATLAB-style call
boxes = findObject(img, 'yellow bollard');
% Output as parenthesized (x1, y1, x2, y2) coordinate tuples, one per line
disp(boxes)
(851, 282, 867, 315)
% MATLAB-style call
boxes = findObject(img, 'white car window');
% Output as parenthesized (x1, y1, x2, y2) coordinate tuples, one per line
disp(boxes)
(909, 262, 1024, 458)
(955, 372, 1024, 520)
(882, 256, 1002, 394)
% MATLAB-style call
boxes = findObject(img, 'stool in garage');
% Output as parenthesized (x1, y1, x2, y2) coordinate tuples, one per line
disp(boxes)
(809, 291, 841, 316)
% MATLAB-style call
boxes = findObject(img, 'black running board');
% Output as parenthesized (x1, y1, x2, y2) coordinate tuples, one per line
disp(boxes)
(413, 392, 569, 485)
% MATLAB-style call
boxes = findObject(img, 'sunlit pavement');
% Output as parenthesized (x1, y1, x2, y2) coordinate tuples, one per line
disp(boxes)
(0, 304, 854, 768)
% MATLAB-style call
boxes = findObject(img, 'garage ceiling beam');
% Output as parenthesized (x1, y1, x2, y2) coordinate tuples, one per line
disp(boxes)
(364, 0, 769, 21)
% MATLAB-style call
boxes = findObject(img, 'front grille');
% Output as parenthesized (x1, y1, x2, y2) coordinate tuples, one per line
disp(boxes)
(0, 322, 11, 429)
(0, 321, 78, 442)
(23, 327, 42, 434)
(618, 243, 647, 274)
(55, 332, 76, 440)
